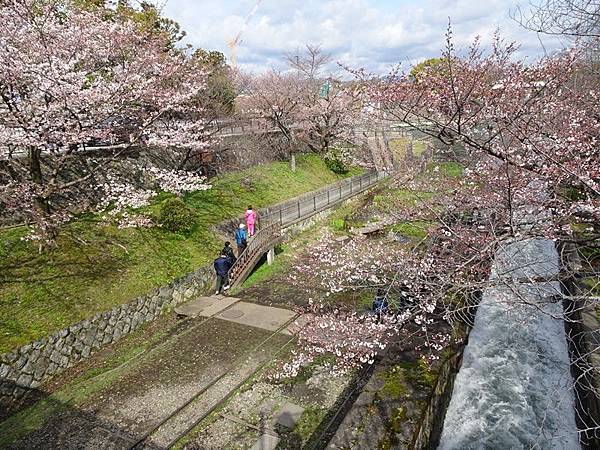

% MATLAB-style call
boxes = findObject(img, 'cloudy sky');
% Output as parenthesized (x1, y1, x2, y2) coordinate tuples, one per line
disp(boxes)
(162, 0, 567, 74)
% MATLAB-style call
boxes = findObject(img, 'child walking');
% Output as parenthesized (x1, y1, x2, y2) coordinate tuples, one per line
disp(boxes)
(235, 224, 247, 255)
(245, 205, 257, 236)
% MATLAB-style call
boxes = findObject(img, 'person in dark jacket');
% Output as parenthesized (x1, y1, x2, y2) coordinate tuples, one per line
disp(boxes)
(372, 288, 389, 322)
(214, 253, 232, 295)
(222, 241, 236, 265)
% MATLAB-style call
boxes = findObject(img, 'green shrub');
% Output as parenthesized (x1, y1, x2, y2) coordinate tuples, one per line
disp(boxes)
(329, 218, 346, 232)
(158, 197, 196, 233)
(325, 156, 347, 174)
(324, 147, 350, 174)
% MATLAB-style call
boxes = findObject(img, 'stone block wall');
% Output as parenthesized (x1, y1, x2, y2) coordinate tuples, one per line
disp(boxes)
(411, 348, 464, 449)
(281, 208, 334, 238)
(0, 263, 214, 401)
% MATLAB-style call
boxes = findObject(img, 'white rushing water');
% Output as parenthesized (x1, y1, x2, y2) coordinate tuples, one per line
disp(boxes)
(439, 238, 579, 449)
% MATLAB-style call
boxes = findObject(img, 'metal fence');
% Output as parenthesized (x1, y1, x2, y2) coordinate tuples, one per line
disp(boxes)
(259, 170, 386, 228)
(228, 170, 386, 286)
(228, 221, 281, 287)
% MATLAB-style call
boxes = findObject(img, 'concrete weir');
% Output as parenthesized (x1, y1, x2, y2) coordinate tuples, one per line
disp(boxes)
(439, 238, 579, 449)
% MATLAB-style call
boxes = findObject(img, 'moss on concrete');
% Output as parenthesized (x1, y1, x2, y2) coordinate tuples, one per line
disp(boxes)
(388, 221, 434, 239)
(380, 365, 409, 399)
(294, 406, 328, 442)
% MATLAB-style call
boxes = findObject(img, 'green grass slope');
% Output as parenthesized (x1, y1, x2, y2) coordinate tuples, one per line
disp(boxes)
(0, 155, 359, 352)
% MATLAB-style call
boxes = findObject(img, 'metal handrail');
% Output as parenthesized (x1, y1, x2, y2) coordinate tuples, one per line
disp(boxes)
(259, 170, 383, 228)
(228, 170, 386, 286)
(228, 222, 281, 284)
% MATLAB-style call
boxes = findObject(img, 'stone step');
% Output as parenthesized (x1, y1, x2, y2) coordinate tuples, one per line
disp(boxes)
(174, 296, 240, 318)
(215, 302, 297, 334)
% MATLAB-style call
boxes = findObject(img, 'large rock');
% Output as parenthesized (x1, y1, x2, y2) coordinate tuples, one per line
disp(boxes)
(0, 364, 10, 378)
(19, 344, 31, 355)
(49, 350, 62, 365)
(158, 286, 172, 299)
(46, 363, 58, 375)
(275, 402, 305, 429)
(14, 355, 27, 370)
(82, 331, 96, 348)
(16, 373, 33, 388)
(173, 290, 184, 304)
(21, 361, 34, 375)
(2, 351, 18, 364)
(33, 363, 47, 381)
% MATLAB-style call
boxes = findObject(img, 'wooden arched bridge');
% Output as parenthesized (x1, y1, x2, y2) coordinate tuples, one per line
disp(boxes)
(228, 170, 386, 287)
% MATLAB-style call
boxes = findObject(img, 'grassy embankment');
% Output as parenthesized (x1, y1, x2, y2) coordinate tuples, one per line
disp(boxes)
(0, 155, 360, 353)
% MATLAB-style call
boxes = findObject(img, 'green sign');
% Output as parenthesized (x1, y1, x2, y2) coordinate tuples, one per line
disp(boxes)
(319, 81, 331, 98)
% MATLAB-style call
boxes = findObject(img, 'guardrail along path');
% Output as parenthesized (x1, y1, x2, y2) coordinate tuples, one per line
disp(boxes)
(228, 170, 386, 287)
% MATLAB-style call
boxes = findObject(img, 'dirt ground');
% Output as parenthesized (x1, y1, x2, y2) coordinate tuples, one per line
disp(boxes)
(7, 318, 290, 449)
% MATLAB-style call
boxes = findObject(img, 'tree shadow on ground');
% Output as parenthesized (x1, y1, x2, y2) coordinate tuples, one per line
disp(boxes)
(0, 380, 163, 450)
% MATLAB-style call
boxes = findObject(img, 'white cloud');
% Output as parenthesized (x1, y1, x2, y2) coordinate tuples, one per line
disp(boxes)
(163, 0, 566, 74)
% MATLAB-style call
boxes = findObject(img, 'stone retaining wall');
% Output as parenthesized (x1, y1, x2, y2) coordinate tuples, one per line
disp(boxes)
(412, 348, 464, 449)
(0, 173, 383, 405)
(0, 264, 214, 401)
(561, 242, 600, 450)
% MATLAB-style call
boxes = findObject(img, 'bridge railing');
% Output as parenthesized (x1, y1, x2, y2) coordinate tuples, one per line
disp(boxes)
(228, 221, 281, 286)
(258, 170, 385, 228)
(228, 170, 386, 286)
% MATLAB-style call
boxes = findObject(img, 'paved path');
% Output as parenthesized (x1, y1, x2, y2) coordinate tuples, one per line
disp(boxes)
(9, 297, 298, 449)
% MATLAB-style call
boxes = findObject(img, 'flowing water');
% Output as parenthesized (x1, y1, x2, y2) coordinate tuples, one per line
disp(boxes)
(439, 238, 579, 449)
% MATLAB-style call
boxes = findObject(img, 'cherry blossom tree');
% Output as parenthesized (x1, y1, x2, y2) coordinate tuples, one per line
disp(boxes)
(0, 0, 213, 242)
(297, 80, 363, 157)
(371, 30, 599, 228)
(243, 70, 305, 148)
(366, 34, 599, 442)
(512, 0, 600, 39)
(286, 46, 364, 157)
(281, 32, 599, 397)
(242, 46, 364, 170)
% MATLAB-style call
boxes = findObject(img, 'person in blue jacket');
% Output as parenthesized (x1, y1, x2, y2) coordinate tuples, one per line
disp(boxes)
(372, 288, 389, 322)
(235, 224, 247, 255)
(214, 253, 232, 295)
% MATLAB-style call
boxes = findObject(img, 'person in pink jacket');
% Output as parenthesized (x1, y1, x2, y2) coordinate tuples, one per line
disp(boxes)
(245, 205, 257, 236)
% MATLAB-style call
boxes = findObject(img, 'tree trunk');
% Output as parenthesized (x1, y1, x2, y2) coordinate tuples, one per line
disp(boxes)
(290, 153, 296, 172)
(28, 147, 50, 214)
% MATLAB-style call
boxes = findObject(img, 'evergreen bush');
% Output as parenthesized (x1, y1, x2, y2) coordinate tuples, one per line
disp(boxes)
(158, 197, 196, 233)
(324, 146, 351, 174)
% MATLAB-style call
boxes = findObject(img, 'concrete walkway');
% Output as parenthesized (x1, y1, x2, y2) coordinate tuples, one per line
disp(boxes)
(8, 296, 297, 449)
